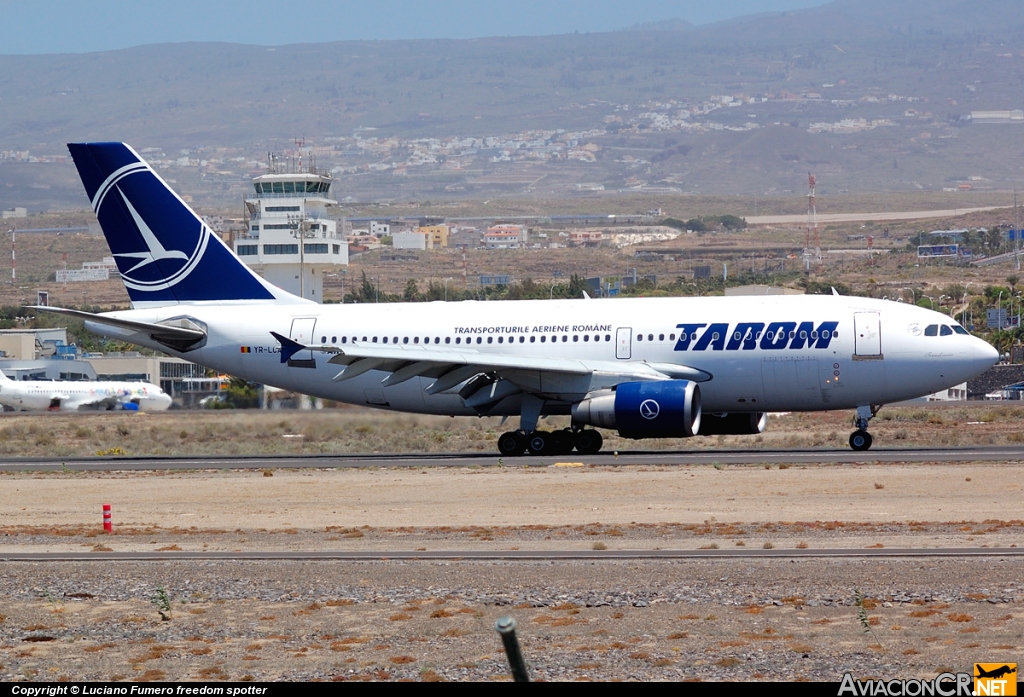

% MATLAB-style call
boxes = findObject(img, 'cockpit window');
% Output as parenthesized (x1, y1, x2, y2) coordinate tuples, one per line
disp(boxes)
(940, 325, 953, 336)
(953, 325, 968, 335)
(924, 325, 938, 336)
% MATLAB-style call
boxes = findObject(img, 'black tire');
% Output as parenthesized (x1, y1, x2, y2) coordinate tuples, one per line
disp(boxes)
(849, 431, 873, 451)
(574, 429, 603, 455)
(527, 431, 550, 456)
(551, 429, 575, 455)
(497, 431, 526, 456)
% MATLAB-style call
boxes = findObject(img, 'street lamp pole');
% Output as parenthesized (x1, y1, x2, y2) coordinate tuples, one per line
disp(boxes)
(444, 277, 452, 301)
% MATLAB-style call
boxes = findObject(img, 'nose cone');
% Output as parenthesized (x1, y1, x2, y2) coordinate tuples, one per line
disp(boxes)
(972, 338, 1000, 374)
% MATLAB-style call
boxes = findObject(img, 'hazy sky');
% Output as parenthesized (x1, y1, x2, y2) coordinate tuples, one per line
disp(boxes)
(0, 0, 831, 54)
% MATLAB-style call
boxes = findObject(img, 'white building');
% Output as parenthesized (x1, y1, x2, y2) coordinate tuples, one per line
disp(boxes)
(370, 221, 390, 237)
(236, 168, 348, 302)
(2, 207, 27, 219)
(392, 231, 428, 250)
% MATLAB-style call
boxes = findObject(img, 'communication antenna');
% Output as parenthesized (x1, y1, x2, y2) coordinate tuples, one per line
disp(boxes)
(294, 137, 305, 172)
(803, 173, 821, 270)
(10, 228, 15, 284)
(1015, 189, 1020, 272)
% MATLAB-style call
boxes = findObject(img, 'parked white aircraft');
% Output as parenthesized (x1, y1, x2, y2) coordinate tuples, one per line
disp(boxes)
(35, 142, 999, 453)
(0, 369, 171, 412)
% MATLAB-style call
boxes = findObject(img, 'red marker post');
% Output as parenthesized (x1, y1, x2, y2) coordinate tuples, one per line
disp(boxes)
(102, 504, 112, 532)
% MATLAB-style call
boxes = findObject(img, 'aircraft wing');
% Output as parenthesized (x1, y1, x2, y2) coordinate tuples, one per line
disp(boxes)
(61, 392, 129, 411)
(271, 332, 711, 409)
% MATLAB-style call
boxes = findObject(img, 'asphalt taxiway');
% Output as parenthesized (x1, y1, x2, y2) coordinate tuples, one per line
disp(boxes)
(2, 444, 1024, 472)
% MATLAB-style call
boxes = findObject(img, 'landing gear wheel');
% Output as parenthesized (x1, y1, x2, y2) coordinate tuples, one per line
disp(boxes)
(497, 431, 526, 456)
(849, 431, 873, 451)
(551, 429, 575, 455)
(574, 429, 603, 455)
(527, 431, 551, 456)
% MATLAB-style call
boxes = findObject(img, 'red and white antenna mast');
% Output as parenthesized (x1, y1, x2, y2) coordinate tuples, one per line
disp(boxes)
(803, 173, 821, 269)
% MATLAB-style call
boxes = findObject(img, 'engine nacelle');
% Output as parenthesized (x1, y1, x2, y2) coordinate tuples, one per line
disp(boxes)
(572, 380, 701, 439)
(699, 412, 767, 436)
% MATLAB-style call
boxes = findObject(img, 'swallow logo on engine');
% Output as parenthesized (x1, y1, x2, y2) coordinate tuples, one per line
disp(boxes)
(639, 399, 660, 420)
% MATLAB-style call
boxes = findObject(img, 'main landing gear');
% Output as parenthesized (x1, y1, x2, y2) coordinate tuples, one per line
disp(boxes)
(849, 404, 880, 451)
(497, 428, 603, 457)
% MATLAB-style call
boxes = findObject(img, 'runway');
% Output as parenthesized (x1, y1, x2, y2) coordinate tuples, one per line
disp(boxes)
(3, 444, 1024, 471)
(3, 547, 1022, 562)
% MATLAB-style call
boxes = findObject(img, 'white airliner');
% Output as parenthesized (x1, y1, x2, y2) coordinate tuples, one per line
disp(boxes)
(0, 369, 171, 412)
(34, 142, 998, 453)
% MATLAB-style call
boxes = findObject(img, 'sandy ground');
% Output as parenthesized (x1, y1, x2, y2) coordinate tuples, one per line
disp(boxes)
(1, 463, 1022, 546)
(1, 462, 1021, 681)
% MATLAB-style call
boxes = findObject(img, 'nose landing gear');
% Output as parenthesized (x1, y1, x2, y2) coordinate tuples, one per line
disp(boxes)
(849, 404, 880, 451)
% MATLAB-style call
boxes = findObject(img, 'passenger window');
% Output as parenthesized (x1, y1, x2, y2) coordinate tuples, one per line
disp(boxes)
(320, 336, 326, 343)
(637, 334, 643, 341)
(487, 337, 493, 344)
(476, 337, 482, 344)
(562, 336, 568, 342)
(331, 336, 337, 343)
(530, 336, 536, 343)
(519, 336, 525, 343)
(414, 337, 420, 344)
(605, 335, 611, 342)
(659, 334, 665, 341)
(498, 337, 503, 343)
(383, 337, 389, 344)
(403, 337, 409, 344)
(648, 334, 654, 341)
(573, 335, 579, 342)
(583, 335, 589, 342)
(445, 337, 451, 344)
(940, 325, 953, 336)
(541, 336, 546, 343)
(924, 325, 938, 336)
(456, 338, 461, 344)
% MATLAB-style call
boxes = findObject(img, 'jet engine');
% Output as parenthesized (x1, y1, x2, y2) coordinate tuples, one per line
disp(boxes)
(698, 412, 767, 436)
(571, 380, 701, 439)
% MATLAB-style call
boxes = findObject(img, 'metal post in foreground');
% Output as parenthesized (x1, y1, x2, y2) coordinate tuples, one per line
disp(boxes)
(495, 616, 529, 682)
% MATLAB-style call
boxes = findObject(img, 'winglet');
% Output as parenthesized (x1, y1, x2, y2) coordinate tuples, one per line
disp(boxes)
(582, 291, 592, 300)
(270, 331, 305, 364)
(831, 286, 840, 296)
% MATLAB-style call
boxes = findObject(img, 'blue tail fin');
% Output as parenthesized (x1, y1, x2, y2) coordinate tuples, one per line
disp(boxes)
(68, 142, 300, 307)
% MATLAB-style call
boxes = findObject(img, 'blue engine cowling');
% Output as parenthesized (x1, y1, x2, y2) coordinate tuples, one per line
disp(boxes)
(571, 380, 701, 439)
(121, 401, 140, 411)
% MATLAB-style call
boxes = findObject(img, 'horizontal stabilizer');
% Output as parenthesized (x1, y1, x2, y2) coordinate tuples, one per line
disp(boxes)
(270, 331, 307, 364)
(29, 306, 206, 351)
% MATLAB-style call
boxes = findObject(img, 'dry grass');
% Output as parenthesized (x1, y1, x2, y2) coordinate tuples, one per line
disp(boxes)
(3, 401, 1024, 458)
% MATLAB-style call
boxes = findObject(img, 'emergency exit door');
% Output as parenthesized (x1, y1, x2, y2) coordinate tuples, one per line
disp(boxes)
(616, 327, 632, 359)
(288, 317, 317, 368)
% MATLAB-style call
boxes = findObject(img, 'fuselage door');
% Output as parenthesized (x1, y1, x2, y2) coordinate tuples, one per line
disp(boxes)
(853, 312, 882, 359)
(288, 317, 317, 368)
(616, 327, 632, 359)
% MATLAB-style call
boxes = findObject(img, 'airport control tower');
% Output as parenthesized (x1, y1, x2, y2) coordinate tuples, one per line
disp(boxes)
(236, 154, 348, 302)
